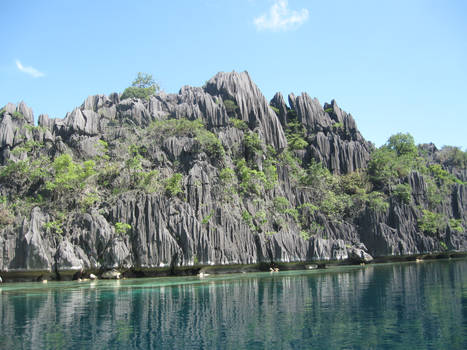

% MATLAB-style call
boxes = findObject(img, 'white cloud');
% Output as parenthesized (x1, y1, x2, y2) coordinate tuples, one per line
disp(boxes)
(15, 60, 45, 78)
(254, 0, 309, 31)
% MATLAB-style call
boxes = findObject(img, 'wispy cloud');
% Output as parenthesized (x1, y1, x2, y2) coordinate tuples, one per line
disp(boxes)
(254, 0, 309, 31)
(15, 60, 45, 78)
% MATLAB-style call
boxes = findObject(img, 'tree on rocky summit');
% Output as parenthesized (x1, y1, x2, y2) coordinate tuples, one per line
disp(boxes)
(121, 72, 159, 100)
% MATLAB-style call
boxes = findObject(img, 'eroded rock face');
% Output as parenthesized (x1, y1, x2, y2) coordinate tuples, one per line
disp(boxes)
(205, 71, 287, 151)
(0, 71, 465, 278)
(15, 207, 52, 271)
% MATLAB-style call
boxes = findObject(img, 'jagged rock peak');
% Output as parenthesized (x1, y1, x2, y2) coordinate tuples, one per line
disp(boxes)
(204, 71, 287, 150)
(0, 102, 36, 153)
(288, 92, 332, 132)
(1, 101, 34, 124)
(81, 94, 119, 112)
(270, 92, 288, 127)
(205, 71, 257, 95)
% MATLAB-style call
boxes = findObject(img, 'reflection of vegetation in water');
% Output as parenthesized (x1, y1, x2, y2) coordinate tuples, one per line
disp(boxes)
(114, 319, 133, 344)
(0, 335, 22, 349)
(424, 274, 464, 349)
(1, 260, 466, 349)
(44, 324, 66, 350)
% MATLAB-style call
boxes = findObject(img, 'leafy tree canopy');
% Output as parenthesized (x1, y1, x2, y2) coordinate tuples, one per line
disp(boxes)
(121, 72, 159, 100)
(368, 133, 421, 189)
(386, 133, 417, 157)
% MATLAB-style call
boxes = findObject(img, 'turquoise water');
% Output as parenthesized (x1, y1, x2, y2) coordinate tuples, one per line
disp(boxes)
(1, 259, 466, 349)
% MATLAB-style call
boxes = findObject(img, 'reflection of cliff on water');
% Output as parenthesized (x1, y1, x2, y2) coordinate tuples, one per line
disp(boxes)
(1, 260, 466, 349)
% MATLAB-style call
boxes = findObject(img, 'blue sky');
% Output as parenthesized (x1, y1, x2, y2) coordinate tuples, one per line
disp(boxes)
(1, 0, 466, 149)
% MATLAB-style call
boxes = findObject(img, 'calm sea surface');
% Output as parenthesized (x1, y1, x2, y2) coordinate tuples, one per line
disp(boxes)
(1, 259, 466, 349)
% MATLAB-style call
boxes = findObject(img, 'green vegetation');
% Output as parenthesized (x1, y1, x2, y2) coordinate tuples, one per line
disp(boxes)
(429, 163, 463, 185)
(300, 160, 349, 218)
(423, 161, 465, 209)
(367, 191, 389, 212)
(201, 211, 214, 225)
(300, 223, 324, 240)
(387, 133, 418, 157)
(235, 158, 277, 195)
(324, 107, 333, 113)
(121, 72, 159, 100)
(46, 154, 96, 196)
(255, 210, 267, 226)
(241, 210, 255, 231)
(0, 158, 47, 186)
(367, 132, 433, 192)
(80, 192, 100, 210)
(195, 128, 225, 159)
(150, 118, 204, 135)
(418, 209, 445, 236)
(135, 170, 160, 193)
(310, 222, 324, 235)
(12, 111, 25, 120)
(243, 132, 262, 156)
(368, 149, 417, 189)
(164, 173, 183, 197)
(0, 198, 13, 226)
(151, 118, 224, 159)
(449, 218, 463, 233)
(115, 222, 131, 235)
(96, 139, 110, 160)
(241, 209, 269, 233)
(278, 150, 304, 181)
(218, 167, 236, 199)
(332, 122, 344, 130)
(236, 159, 267, 195)
(437, 146, 467, 168)
(223, 99, 238, 115)
(24, 124, 47, 132)
(361, 140, 463, 213)
(284, 110, 308, 150)
(230, 118, 248, 131)
(263, 158, 278, 190)
(299, 160, 391, 217)
(43, 221, 63, 236)
(0, 78, 463, 259)
(393, 183, 412, 204)
(219, 167, 235, 185)
(273, 196, 291, 212)
(270, 105, 280, 114)
(11, 140, 43, 156)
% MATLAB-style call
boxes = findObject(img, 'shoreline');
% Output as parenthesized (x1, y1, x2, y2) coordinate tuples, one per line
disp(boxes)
(1, 251, 466, 284)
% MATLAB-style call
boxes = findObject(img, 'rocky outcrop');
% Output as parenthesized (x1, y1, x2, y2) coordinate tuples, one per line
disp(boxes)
(205, 71, 287, 151)
(0, 71, 465, 280)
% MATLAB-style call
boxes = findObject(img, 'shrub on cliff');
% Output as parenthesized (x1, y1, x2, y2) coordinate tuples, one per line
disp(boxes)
(418, 209, 445, 236)
(284, 111, 308, 150)
(393, 183, 412, 204)
(46, 154, 96, 198)
(438, 146, 467, 168)
(368, 133, 422, 189)
(164, 173, 183, 197)
(223, 99, 238, 115)
(121, 72, 159, 100)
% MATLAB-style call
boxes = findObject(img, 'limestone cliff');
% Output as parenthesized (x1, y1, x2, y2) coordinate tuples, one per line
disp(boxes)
(0, 71, 465, 279)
